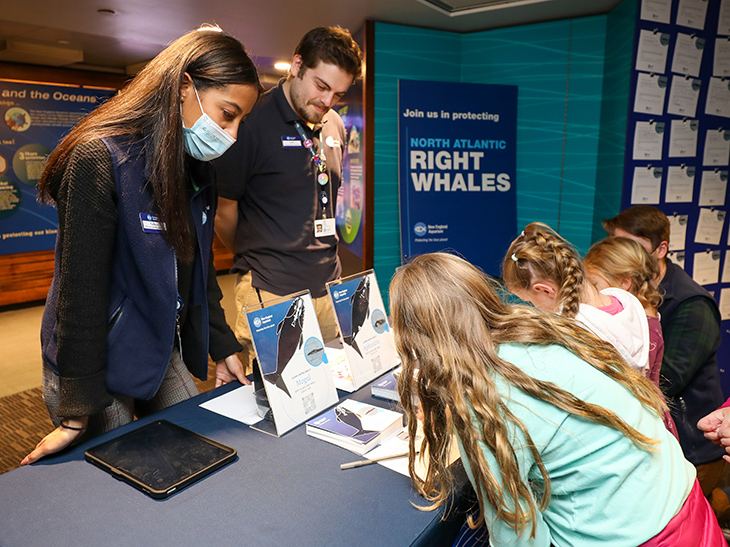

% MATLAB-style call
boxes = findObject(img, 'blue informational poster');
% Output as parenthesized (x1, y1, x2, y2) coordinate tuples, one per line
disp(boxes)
(0, 80, 115, 256)
(326, 270, 398, 392)
(398, 79, 517, 277)
(246, 291, 338, 437)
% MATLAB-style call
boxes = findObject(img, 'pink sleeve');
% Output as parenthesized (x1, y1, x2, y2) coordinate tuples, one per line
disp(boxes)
(721, 398, 730, 409)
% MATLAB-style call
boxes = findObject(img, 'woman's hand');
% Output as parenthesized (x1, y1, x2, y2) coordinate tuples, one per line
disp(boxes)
(21, 416, 89, 466)
(215, 354, 251, 387)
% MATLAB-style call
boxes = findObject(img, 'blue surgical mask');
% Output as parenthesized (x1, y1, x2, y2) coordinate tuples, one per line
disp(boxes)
(182, 84, 236, 161)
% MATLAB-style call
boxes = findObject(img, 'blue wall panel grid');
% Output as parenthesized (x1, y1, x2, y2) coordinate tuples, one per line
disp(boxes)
(622, 0, 730, 393)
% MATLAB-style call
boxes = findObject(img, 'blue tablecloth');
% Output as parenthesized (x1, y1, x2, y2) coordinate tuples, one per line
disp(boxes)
(0, 381, 472, 547)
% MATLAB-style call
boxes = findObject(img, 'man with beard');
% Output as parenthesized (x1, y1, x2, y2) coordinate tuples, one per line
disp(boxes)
(215, 27, 362, 371)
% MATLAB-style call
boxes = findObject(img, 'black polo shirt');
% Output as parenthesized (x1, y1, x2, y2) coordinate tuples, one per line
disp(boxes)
(215, 81, 345, 298)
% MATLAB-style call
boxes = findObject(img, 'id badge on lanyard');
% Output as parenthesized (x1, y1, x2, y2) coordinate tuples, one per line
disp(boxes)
(314, 218, 336, 238)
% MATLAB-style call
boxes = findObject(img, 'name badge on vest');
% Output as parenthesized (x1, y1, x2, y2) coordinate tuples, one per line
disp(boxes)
(281, 136, 302, 149)
(314, 218, 335, 238)
(139, 213, 165, 234)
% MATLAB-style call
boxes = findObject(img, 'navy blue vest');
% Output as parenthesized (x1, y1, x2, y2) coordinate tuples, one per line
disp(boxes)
(43, 137, 216, 400)
(659, 258, 724, 465)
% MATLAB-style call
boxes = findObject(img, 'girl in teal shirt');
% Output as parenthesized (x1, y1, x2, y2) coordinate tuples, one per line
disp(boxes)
(390, 252, 722, 546)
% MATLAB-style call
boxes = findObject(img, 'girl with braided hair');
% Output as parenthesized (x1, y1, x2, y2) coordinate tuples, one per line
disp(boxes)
(390, 252, 723, 546)
(502, 222, 651, 375)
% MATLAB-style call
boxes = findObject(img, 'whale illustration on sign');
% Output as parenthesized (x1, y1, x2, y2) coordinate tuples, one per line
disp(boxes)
(334, 405, 376, 440)
(344, 276, 370, 358)
(266, 297, 305, 397)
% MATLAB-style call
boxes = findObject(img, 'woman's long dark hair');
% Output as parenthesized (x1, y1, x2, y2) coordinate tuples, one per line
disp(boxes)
(38, 25, 260, 261)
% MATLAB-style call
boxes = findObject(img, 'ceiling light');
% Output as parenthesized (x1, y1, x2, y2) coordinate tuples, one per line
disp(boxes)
(274, 62, 291, 71)
(417, 0, 554, 17)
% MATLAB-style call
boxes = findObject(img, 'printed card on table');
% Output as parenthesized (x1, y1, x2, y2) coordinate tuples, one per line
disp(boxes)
(245, 291, 338, 437)
(326, 270, 399, 392)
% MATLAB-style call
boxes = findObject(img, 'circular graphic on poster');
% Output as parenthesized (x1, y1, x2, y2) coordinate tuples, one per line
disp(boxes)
(303, 337, 325, 366)
(5, 107, 31, 132)
(371, 309, 388, 334)
(13, 144, 51, 187)
(0, 153, 8, 177)
(0, 176, 22, 219)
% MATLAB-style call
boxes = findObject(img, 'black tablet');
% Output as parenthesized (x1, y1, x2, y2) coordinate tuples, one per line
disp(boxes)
(84, 420, 236, 499)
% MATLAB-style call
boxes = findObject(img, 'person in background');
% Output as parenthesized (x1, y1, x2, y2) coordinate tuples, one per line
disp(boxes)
(22, 26, 259, 465)
(214, 26, 363, 372)
(502, 222, 651, 375)
(603, 205, 727, 519)
(391, 252, 723, 547)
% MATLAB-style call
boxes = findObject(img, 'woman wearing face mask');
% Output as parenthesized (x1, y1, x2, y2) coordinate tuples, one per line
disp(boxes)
(22, 26, 260, 465)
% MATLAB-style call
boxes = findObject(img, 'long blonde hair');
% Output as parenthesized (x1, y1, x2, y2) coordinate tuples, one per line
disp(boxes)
(584, 236, 663, 310)
(390, 252, 667, 538)
(502, 222, 584, 318)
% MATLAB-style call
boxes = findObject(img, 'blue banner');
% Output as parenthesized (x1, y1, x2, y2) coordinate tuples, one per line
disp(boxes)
(0, 80, 114, 255)
(398, 79, 517, 277)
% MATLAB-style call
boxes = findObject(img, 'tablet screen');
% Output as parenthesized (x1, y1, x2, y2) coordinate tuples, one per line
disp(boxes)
(85, 420, 236, 498)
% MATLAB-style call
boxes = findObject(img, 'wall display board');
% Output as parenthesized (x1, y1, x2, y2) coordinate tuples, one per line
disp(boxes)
(245, 291, 339, 437)
(335, 79, 365, 260)
(326, 270, 399, 392)
(398, 79, 517, 277)
(623, 0, 730, 392)
(0, 80, 114, 256)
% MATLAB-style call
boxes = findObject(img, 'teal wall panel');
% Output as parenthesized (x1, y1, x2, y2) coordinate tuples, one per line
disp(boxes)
(372, 24, 461, 304)
(594, 0, 636, 244)
(372, 3, 635, 303)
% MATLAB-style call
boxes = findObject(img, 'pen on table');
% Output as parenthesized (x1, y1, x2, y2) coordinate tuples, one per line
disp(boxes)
(340, 451, 411, 470)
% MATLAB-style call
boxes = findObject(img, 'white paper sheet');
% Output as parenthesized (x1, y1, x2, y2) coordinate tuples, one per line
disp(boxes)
(714, 39, 730, 78)
(667, 76, 701, 117)
(667, 250, 686, 268)
(668, 118, 698, 157)
(693, 250, 721, 285)
(199, 384, 264, 425)
(719, 288, 730, 321)
(671, 33, 705, 77)
(705, 77, 730, 119)
(631, 166, 663, 204)
(641, 0, 672, 23)
(722, 250, 730, 283)
(634, 73, 667, 114)
(719, 0, 730, 35)
(633, 121, 665, 160)
(636, 29, 670, 73)
(665, 166, 695, 202)
(669, 214, 689, 251)
(695, 208, 726, 245)
(676, 0, 708, 30)
(698, 170, 728, 206)
(703, 129, 730, 166)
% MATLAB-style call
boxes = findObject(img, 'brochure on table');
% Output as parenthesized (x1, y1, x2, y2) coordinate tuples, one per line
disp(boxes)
(245, 290, 339, 437)
(305, 398, 403, 455)
(326, 270, 399, 391)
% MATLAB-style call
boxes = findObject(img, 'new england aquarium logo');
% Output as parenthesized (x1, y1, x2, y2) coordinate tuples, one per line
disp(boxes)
(252, 317, 262, 328)
(413, 222, 427, 237)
